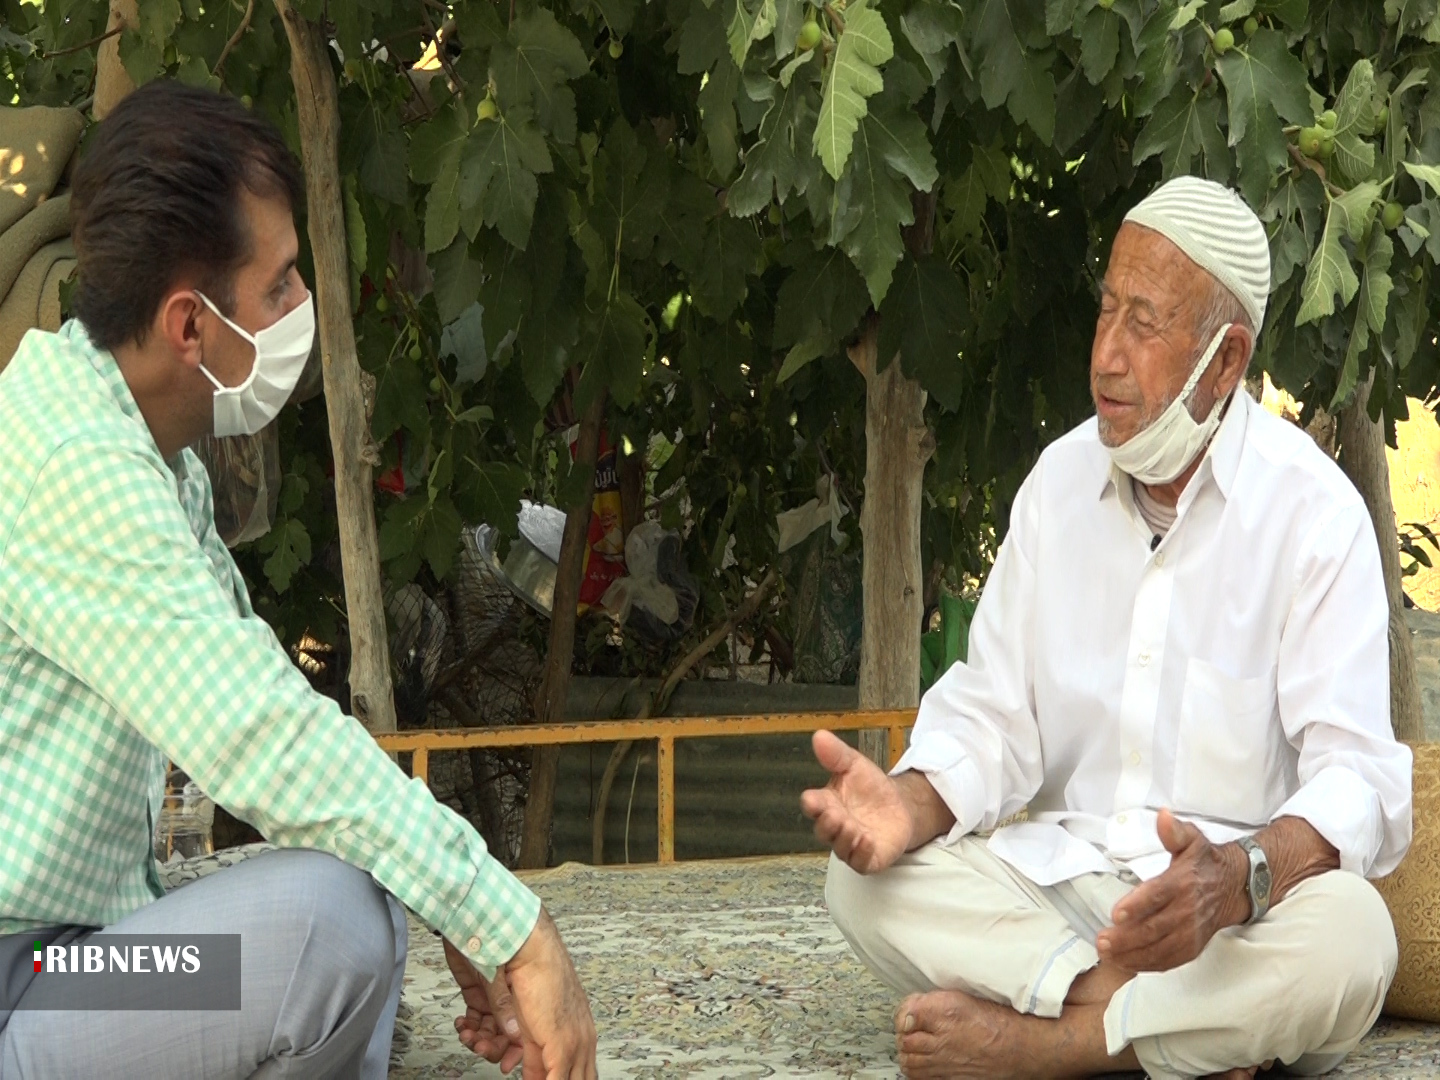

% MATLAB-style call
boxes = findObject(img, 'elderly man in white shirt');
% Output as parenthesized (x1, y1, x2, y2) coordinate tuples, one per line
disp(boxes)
(804, 176, 1412, 1080)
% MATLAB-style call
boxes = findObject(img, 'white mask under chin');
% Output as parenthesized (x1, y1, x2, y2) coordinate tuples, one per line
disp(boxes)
(1105, 323, 1232, 486)
(196, 291, 315, 438)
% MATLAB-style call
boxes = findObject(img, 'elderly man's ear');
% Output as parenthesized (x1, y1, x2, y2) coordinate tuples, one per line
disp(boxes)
(1214, 324, 1255, 399)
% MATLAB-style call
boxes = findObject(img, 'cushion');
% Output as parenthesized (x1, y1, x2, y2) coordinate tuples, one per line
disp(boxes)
(1374, 741, 1440, 1020)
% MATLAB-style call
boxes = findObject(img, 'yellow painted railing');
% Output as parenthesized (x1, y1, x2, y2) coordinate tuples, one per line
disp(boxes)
(374, 709, 914, 863)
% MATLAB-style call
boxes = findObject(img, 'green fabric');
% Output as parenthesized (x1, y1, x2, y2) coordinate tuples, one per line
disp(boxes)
(0, 322, 540, 974)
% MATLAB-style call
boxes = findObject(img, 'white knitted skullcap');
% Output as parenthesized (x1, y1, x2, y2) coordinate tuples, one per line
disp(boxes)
(1123, 176, 1271, 330)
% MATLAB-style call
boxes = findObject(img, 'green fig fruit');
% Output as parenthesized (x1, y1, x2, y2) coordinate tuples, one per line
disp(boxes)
(1383, 202, 1405, 231)
(608, 38, 624, 59)
(1297, 127, 1323, 157)
(1318, 109, 1337, 130)
(796, 19, 823, 50)
(1243, 16, 1259, 35)
(1213, 28, 1235, 54)
(476, 96, 499, 122)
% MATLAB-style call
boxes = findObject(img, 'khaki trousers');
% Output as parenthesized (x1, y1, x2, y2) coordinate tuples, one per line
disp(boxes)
(825, 836, 1397, 1079)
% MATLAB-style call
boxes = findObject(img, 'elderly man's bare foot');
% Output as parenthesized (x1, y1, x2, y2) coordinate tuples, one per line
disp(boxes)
(893, 988, 1137, 1079)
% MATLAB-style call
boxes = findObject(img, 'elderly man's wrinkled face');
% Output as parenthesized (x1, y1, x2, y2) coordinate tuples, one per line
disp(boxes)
(1091, 223, 1212, 448)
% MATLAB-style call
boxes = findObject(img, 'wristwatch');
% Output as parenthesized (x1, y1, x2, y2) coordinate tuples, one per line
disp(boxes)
(1236, 836, 1272, 924)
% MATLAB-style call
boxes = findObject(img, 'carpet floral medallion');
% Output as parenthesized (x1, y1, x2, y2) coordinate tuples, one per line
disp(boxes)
(162, 847, 1440, 1078)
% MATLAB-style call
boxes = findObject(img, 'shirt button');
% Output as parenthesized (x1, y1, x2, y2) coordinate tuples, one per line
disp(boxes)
(1117, 813, 1128, 824)
(1129, 750, 1141, 766)
(466, 936, 482, 954)
(1154, 552, 1165, 567)
(1138, 650, 1151, 666)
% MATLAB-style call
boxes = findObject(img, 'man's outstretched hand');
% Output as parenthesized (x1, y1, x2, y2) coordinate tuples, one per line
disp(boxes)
(801, 729, 915, 874)
(445, 908, 598, 1079)
(1096, 809, 1248, 972)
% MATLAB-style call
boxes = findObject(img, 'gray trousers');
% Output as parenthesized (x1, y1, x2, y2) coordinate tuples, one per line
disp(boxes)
(0, 848, 407, 1079)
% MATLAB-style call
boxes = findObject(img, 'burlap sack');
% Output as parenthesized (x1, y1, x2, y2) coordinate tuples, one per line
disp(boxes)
(1374, 741, 1440, 1020)
(0, 105, 84, 233)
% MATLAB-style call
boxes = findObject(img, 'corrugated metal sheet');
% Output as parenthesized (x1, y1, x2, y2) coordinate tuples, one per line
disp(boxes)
(550, 678, 860, 865)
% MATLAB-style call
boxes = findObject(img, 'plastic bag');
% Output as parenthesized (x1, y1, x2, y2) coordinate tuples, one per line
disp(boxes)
(193, 422, 282, 547)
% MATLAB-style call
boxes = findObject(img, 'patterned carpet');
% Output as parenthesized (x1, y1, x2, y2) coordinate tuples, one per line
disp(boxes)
(164, 848, 1440, 1077)
(390, 855, 898, 1079)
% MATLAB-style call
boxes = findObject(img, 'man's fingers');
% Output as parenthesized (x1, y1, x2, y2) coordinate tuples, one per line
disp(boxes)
(822, 810, 867, 865)
(1101, 908, 1196, 972)
(486, 967, 522, 1039)
(811, 801, 860, 852)
(1102, 904, 1183, 959)
(800, 786, 839, 822)
(1156, 808, 1199, 855)
(811, 729, 857, 777)
(500, 1043, 524, 1074)
(1111, 876, 1173, 926)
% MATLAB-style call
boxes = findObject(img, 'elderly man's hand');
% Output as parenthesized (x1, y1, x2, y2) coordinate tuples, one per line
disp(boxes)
(801, 730, 916, 874)
(446, 909, 598, 1079)
(1096, 809, 1249, 972)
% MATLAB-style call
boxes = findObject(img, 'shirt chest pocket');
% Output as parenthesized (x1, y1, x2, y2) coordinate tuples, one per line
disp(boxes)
(1172, 659, 1285, 826)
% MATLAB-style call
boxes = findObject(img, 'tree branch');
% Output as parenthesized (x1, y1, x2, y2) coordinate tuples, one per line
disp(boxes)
(41, 24, 122, 60)
(213, 0, 256, 79)
(1287, 144, 1346, 199)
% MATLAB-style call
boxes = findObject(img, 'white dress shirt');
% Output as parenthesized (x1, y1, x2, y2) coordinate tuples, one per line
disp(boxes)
(896, 390, 1413, 885)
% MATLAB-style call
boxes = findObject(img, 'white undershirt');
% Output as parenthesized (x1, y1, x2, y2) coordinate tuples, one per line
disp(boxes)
(1132, 478, 1178, 539)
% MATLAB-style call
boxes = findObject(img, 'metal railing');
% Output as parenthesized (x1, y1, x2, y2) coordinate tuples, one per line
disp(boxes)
(374, 709, 914, 863)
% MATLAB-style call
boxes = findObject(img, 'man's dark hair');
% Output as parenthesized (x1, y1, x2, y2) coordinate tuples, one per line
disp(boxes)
(70, 80, 305, 351)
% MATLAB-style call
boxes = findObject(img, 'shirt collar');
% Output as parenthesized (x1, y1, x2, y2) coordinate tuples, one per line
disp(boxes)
(61, 319, 146, 426)
(60, 319, 189, 477)
(1097, 387, 1251, 503)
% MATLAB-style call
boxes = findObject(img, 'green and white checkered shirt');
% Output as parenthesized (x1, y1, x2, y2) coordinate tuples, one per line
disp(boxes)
(0, 321, 539, 973)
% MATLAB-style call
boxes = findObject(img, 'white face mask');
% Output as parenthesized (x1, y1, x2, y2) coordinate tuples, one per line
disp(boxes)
(1105, 323, 1232, 486)
(196, 291, 315, 438)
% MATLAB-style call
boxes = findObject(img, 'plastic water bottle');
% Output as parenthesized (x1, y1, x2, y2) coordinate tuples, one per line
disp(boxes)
(153, 770, 215, 865)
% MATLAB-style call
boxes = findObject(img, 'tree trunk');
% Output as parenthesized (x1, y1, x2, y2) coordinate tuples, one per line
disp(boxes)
(852, 193, 938, 764)
(1338, 373, 1423, 742)
(852, 324, 934, 762)
(518, 390, 607, 868)
(275, 1, 397, 734)
(93, 0, 138, 120)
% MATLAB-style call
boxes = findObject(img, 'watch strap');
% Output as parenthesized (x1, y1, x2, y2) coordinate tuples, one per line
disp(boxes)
(1236, 835, 1272, 924)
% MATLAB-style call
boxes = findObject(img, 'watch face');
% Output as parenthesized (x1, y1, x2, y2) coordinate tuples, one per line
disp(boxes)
(1254, 863, 1272, 903)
